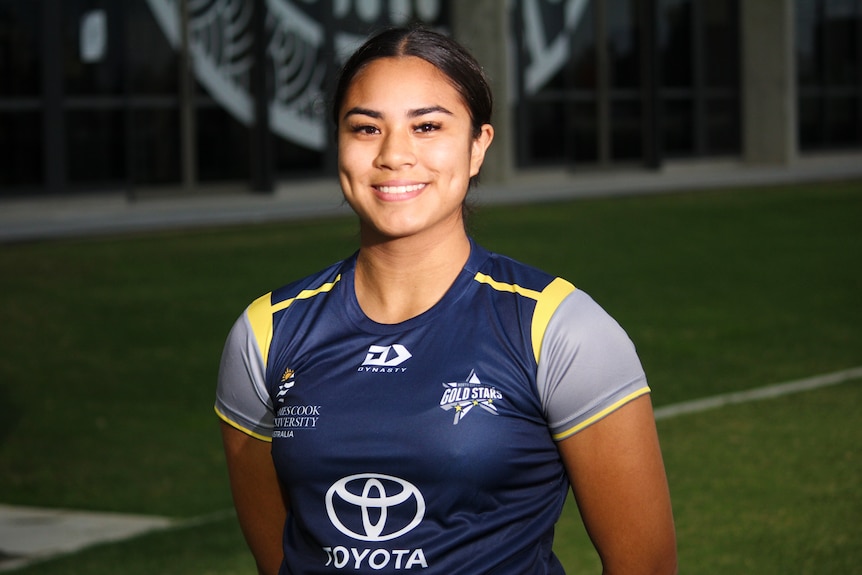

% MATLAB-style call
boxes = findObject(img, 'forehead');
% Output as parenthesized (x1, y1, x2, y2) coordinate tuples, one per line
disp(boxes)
(342, 56, 466, 112)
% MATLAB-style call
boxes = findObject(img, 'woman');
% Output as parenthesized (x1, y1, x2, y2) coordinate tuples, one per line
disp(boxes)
(216, 26, 677, 575)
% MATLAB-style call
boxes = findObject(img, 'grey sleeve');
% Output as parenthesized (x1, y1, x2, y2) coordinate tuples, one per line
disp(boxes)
(214, 310, 274, 440)
(536, 289, 651, 441)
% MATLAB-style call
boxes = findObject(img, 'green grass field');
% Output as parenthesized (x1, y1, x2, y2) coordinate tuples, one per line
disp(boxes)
(1, 180, 860, 573)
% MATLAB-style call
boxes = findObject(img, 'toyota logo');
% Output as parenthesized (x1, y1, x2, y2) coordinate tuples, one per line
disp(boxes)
(325, 473, 425, 542)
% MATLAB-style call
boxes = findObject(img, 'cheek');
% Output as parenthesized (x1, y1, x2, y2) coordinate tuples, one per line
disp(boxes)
(422, 140, 474, 178)
(337, 140, 370, 174)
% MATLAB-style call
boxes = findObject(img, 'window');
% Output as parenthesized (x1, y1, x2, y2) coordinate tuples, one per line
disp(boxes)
(797, 0, 862, 150)
(514, 0, 740, 168)
(0, 1, 42, 190)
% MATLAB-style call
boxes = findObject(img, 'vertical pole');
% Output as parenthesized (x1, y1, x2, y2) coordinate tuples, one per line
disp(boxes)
(121, 2, 137, 201)
(814, 0, 832, 147)
(451, 0, 513, 182)
(179, 0, 197, 193)
(858, 1, 862, 143)
(512, 0, 530, 168)
(250, 0, 273, 193)
(857, 1, 862, 143)
(43, 0, 65, 194)
(596, 0, 610, 165)
(692, 1, 706, 155)
(741, 0, 796, 163)
(322, 2, 338, 176)
(640, 0, 662, 169)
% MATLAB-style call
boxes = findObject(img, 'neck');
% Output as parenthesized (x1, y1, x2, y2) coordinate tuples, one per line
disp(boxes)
(354, 225, 471, 324)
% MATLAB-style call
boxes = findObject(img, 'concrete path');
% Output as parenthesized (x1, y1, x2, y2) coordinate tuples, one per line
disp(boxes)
(3, 155, 862, 243)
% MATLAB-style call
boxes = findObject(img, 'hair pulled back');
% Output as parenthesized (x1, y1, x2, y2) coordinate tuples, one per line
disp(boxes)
(332, 26, 493, 139)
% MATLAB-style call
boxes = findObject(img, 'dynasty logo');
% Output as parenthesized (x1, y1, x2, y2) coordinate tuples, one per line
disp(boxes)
(357, 344, 412, 373)
(439, 370, 502, 424)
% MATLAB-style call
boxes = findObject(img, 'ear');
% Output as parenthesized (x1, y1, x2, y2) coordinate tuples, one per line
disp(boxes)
(469, 124, 495, 177)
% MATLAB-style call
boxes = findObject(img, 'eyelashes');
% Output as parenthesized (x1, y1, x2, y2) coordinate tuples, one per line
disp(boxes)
(414, 122, 441, 133)
(346, 122, 443, 135)
(349, 124, 380, 135)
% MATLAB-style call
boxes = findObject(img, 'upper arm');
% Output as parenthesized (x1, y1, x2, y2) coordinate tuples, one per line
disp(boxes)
(221, 422, 288, 575)
(537, 289, 650, 441)
(217, 306, 286, 574)
(558, 395, 677, 575)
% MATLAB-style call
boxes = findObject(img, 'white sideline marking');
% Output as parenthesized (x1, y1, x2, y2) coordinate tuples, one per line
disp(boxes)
(0, 505, 173, 572)
(0, 506, 236, 572)
(1, 367, 859, 571)
(653, 366, 862, 420)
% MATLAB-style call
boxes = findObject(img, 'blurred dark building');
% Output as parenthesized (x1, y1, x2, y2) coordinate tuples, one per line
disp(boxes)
(1, 0, 859, 197)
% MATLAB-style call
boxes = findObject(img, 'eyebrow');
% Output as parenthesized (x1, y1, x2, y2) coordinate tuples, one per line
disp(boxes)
(342, 105, 454, 121)
(408, 106, 453, 118)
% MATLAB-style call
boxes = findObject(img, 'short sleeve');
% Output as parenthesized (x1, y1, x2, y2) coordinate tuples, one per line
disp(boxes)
(536, 289, 650, 441)
(214, 310, 274, 441)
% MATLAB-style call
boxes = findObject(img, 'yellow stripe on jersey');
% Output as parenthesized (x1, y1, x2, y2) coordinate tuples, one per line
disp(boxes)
(551, 387, 651, 441)
(530, 277, 576, 363)
(473, 272, 543, 299)
(214, 405, 273, 442)
(247, 275, 342, 367)
(473, 273, 576, 363)
(247, 292, 275, 367)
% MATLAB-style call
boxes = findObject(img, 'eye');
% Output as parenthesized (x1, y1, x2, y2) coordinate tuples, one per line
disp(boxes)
(349, 124, 380, 135)
(414, 122, 441, 133)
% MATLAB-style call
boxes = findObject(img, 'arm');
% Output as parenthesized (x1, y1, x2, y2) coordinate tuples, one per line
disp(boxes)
(558, 395, 677, 575)
(221, 421, 288, 575)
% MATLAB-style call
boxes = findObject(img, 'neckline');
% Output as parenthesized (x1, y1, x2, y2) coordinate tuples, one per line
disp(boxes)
(343, 239, 488, 334)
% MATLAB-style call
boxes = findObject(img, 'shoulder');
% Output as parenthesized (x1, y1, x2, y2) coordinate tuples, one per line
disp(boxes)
(239, 255, 354, 323)
(236, 254, 354, 362)
(468, 245, 576, 311)
(548, 289, 630, 342)
(538, 289, 649, 440)
(467, 243, 576, 362)
(266, 255, 354, 309)
(541, 289, 643, 375)
(468, 244, 567, 293)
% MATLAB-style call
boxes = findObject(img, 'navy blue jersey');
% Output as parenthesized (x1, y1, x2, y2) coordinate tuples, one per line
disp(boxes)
(216, 240, 649, 574)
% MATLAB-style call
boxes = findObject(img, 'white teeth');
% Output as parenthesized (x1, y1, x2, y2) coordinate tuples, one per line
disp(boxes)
(377, 183, 425, 194)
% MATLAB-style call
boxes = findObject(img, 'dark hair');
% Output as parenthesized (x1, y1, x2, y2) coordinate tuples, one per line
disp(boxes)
(332, 26, 493, 140)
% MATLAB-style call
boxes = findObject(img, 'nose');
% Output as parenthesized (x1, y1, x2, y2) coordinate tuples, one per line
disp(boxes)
(374, 129, 416, 170)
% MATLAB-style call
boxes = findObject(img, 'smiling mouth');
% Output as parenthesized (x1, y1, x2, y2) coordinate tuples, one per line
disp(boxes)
(375, 183, 426, 195)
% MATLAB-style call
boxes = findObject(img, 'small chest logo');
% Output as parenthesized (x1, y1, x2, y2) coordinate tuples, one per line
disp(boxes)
(358, 344, 412, 373)
(275, 368, 296, 403)
(439, 370, 502, 424)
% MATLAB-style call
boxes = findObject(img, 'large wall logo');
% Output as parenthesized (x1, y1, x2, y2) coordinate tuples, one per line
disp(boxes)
(143, 1, 588, 151)
(520, 0, 590, 95)
(325, 473, 425, 542)
(145, 0, 446, 151)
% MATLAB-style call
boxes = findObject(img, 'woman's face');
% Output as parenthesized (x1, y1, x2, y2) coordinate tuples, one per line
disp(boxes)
(337, 56, 493, 242)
